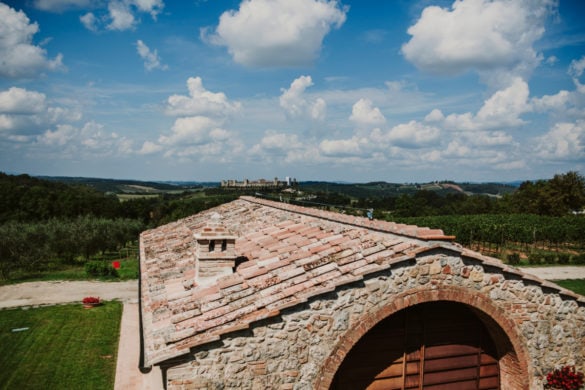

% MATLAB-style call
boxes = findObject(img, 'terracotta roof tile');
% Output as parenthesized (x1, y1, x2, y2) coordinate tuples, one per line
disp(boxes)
(140, 196, 569, 367)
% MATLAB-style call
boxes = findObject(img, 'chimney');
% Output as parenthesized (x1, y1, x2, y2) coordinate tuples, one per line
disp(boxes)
(194, 223, 237, 286)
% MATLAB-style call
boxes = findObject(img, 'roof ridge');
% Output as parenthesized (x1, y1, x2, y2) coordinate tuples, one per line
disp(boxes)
(240, 196, 455, 241)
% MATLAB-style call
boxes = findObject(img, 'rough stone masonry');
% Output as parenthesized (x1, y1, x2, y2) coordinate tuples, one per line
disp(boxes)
(139, 196, 585, 389)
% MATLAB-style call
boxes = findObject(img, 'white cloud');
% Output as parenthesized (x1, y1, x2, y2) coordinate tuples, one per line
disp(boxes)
(251, 130, 317, 164)
(424, 109, 444, 123)
(475, 77, 531, 126)
(206, 0, 347, 67)
(159, 116, 221, 146)
(383, 121, 440, 148)
(0, 87, 81, 138)
(319, 137, 364, 157)
(142, 76, 245, 162)
(137, 140, 163, 155)
(569, 55, 585, 93)
(136, 40, 168, 71)
(0, 3, 64, 78)
(569, 56, 585, 78)
(401, 0, 556, 85)
(532, 90, 570, 112)
(349, 98, 386, 127)
(133, 0, 164, 20)
(0, 87, 46, 114)
(77, 0, 165, 32)
(107, 1, 135, 31)
(444, 78, 531, 130)
(33, 0, 91, 12)
(166, 77, 241, 117)
(534, 120, 585, 160)
(80, 12, 98, 32)
(279, 76, 326, 120)
(36, 121, 133, 157)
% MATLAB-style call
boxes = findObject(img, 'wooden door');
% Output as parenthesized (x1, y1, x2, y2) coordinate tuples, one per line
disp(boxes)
(331, 302, 499, 390)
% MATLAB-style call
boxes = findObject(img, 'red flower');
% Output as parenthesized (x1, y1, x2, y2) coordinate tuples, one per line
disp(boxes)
(545, 366, 584, 390)
(82, 296, 101, 304)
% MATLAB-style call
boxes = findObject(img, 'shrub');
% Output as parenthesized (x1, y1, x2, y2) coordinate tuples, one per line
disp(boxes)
(528, 253, 542, 265)
(543, 253, 557, 264)
(572, 253, 585, 265)
(507, 253, 521, 265)
(85, 261, 119, 278)
(557, 253, 571, 265)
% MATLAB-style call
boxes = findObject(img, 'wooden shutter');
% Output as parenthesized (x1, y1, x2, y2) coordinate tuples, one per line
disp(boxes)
(331, 302, 499, 390)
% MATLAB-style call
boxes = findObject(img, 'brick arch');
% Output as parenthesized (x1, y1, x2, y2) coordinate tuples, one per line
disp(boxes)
(315, 285, 531, 390)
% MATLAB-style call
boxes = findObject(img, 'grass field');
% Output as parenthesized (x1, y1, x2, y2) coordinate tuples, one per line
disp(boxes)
(1, 258, 139, 286)
(555, 279, 585, 296)
(0, 302, 122, 390)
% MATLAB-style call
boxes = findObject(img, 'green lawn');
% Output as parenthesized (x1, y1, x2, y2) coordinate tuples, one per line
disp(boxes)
(1, 258, 139, 286)
(0, 301, 122, 390)
(555, 279, 585, 296)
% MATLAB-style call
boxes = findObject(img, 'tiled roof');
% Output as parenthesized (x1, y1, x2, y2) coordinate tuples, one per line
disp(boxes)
(139, 196, 583, 367)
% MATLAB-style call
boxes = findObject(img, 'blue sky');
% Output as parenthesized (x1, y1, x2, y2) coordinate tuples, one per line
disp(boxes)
(0, 0, 584, 183)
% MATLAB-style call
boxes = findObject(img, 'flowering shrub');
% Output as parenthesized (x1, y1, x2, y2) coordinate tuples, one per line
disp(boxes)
(545, 365, 584, 390)
(82, 296, 101, 304)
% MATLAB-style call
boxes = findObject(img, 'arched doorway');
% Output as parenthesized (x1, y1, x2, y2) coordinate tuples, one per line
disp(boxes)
(331, 301, 500, 389)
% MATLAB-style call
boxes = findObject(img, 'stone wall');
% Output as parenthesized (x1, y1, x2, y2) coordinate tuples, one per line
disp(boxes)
(162, 250, 585, 390)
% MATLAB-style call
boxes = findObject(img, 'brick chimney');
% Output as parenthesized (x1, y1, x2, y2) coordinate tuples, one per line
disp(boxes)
(194, 223, 237, 286)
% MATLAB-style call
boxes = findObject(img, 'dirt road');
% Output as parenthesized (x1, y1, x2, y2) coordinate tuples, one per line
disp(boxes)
(0, 280, 138, 309)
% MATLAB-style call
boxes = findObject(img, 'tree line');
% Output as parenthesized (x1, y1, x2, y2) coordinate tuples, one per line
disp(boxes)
(0, 171, 583, 279)
(0, 173, 237, 280)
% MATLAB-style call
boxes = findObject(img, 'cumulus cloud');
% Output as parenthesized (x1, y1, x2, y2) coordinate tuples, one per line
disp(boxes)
(143, 76, 243, 160)
(279, 76, 326, 120)
(80, 12, 98, 31)
(569, 55, 585, 93)
(137, 140, 163, 155)
(349, 98, 386, 127)
(157, 117, 242, 160)
(0, 87, 81, 138)
(319, 137, 364, 157)
(401, 0, 556, 85)
(36, 121, 133, 157)
(107, 1, 136, 30)
(534, 120, 585, 160)
(158, 116, 225, 146)
(443, 78, 531, 130)
(380, 121, 441, 149)
(0, 88, 46, 114)
(0, 3, 64, 78)
(251, 130, 317, 164)
(166, 77, 241, 117)
(136, 40, 168, 71)
(205, 0, 347, 67)
(77, 0, 164, 32)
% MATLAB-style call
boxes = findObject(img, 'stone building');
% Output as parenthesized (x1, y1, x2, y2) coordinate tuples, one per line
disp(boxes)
(139, 196, 585, 389)
(220, 177, 297, 189)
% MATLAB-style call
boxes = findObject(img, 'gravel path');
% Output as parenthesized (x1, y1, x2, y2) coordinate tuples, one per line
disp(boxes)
(0, 280, 138, 309)
(518, 266, 585, 281)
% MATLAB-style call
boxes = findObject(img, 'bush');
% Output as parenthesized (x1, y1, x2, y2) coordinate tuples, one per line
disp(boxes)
(572, 253, 585, 265)
(543, 253, 557, 264)
(507, 253, 521, 265)
(557, 253, 571, 265)
(528, 253, 542, 265)
(85, 261, 119, 278)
